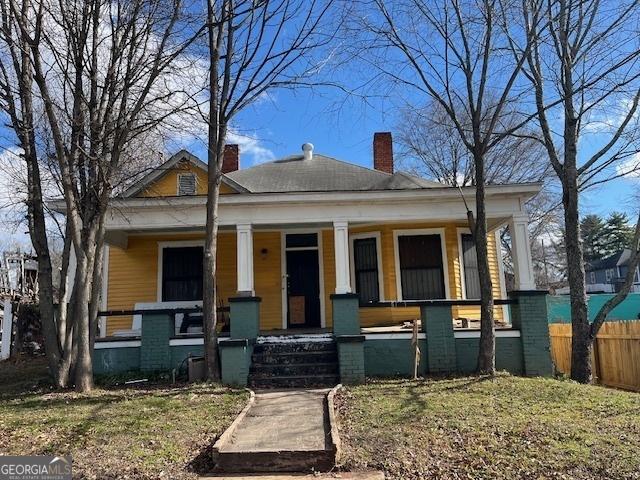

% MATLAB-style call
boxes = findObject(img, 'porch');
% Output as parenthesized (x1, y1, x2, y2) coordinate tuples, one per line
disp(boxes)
(93, 293, 553, 386)
(98, 217, 536, 338)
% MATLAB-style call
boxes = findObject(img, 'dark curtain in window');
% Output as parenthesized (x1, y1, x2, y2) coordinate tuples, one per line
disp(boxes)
(354, 238, 380, 304)
(398, 235, 445, 299)
(461, 234, 481, 299)
(162, 246, 203, 301)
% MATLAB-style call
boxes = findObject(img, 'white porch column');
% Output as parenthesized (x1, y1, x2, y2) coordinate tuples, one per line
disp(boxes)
(1, 299, 12, 360)
(509, 214, 536, 290)
(236, 223, 254, 295)
(333, 221, 352, 294)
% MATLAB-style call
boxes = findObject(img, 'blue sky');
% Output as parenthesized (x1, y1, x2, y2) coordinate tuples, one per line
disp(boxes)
(1, 69, 638, 249)
(184, 86, 639, 219)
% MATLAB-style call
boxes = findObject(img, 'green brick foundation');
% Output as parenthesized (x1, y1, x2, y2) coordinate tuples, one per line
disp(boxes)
(219, 339, 253, 386)
(337, 335, 365, 384)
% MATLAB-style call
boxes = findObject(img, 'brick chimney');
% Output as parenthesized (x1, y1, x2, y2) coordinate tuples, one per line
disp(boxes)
(373, 132, 393, 174)
(222, 144, 239, 173)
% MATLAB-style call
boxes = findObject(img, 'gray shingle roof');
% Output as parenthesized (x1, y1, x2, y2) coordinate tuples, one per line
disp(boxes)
(225, 154, 443, 193)
(586, 249, 634, 271)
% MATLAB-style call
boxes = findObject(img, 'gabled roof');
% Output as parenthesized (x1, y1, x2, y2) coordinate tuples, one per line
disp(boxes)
(121, 149, 248, 197)
(225, 154, 444, 193)
(122, 149, 445, 197)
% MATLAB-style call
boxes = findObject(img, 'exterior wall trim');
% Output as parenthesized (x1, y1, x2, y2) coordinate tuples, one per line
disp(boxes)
(364, 333, 426, 340)
(169, 337, 204, 346)
(100, 245, 110, 337)
(392, 227, 451, 301)
(454, 330, 521, 339)
(94, 340, 141, 349)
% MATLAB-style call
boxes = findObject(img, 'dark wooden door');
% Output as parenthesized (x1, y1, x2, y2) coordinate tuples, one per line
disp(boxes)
(286, 249, 321, 328)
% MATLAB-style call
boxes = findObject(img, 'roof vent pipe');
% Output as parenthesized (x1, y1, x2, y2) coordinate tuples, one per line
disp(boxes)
(302, 142, 314, 161)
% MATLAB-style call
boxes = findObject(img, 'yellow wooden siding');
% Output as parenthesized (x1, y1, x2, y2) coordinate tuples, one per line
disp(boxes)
(138, 161, 236, 197)
(322, 230, 336, 328)
(105, 223, 506, 335)
(346, 223, 504, 327)
(253, 232, 282, 330)
(105, 231, 282, 335)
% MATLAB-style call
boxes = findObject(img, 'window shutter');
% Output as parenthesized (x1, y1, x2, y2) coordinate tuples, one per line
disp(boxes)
(178, 173, 196, 196)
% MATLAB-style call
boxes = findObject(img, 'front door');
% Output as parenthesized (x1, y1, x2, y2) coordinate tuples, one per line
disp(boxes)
(285, 234, 321, 328)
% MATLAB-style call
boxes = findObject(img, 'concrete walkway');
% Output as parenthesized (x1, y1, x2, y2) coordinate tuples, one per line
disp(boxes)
(205, 473, 384, 479)
(227, 389, 330, 452)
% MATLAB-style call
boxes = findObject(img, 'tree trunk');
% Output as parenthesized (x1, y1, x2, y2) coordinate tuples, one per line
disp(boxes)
(474, 151, 495, 375)
(203, 168, 222, 382)
(563, 175, 591, 383)
(72, 244, 96, 392)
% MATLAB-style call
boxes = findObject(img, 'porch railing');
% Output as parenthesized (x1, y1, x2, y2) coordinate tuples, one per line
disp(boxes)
(96, 306, 230, 339)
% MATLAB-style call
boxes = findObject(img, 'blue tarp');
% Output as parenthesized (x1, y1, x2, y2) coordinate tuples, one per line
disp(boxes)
(547, 293, 640, 323)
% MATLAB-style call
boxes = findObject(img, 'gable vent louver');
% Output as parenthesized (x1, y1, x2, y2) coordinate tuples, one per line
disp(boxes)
(177, 173, 196, 196)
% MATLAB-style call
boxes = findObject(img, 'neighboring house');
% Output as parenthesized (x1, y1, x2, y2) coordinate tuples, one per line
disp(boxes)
(585, 249, 640, 294)
(85, 132, 538, 337)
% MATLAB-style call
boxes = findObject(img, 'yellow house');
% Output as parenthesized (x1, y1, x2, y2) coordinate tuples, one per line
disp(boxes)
(97, 133, 539, 339)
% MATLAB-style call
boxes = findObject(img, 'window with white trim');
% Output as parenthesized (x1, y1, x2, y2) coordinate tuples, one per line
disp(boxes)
(162, 246, 203, 301)
(353, 237, 380, 304)
(589, 271, 596, 284)
(605, 268, 613, 282)
(460, 233, 481, 299)
(177, 173, 196, 196)
(397, 234, 446, 300)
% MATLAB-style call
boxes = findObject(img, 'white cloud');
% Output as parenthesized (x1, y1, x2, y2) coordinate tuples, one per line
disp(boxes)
(227, 131, 276, 165)
(616, 152, 640, 179)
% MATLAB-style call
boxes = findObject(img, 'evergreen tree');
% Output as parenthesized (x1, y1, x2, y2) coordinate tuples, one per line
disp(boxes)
(580, 214, 607, 262)
(604, 212, 635, 256)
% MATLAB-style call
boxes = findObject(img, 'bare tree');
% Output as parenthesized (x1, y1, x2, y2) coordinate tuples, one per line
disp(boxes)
(522, 0, 640, 382)
(351, 0, 542, 374)
(1, 0, 202, 391)
(398, 102, 551, 186)
(202, 0, 338, 380)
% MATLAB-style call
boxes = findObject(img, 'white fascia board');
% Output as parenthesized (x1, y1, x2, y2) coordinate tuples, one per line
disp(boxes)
(103, 196, 527, 232)
(49, 183, 542, 213)
(110, 183, 541, 208)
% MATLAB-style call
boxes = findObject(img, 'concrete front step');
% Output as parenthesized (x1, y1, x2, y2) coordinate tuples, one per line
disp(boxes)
(249, 374, 339, 389)
(213, 389, 337, 474)
(252, 350, 338, 365)
(214, 450, 335, 474)
(250, 362, 338, 377)
(204, 472, 385, 479)
(253, 341, 336, 355)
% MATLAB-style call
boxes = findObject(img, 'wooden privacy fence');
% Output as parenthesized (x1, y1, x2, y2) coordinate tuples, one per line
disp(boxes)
(549, 321, 640, 391)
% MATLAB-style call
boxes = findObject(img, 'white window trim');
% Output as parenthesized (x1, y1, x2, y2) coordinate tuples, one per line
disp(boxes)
(280, 229, 326, 329)
(393, 228, 451, 301)
(349, 231, 385, 302)
(456, 227, 478, 300)
(495, 229, 510, 324)
(605, 268, 613, 282)
(157, 240, 205, 302)
(176, 172, 197, 196)
(100, 245, 110, 337)
(589, 271, 596, 284)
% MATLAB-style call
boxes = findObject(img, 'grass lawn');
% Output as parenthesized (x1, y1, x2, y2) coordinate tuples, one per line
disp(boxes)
(0, 357, 248, 479)
(336, 374, 640, 480)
